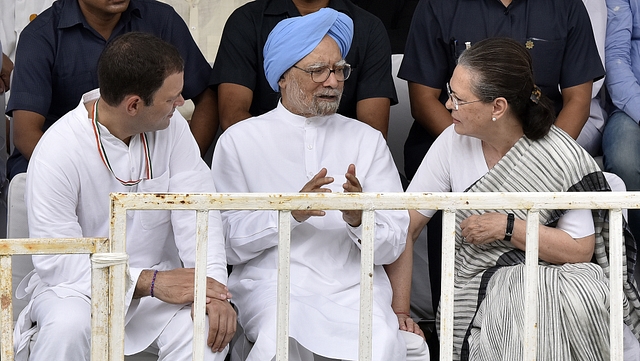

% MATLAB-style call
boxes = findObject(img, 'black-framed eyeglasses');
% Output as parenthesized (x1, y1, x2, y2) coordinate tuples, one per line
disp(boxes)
(446, 82, 482, 110)
(292, 63, 352, 83)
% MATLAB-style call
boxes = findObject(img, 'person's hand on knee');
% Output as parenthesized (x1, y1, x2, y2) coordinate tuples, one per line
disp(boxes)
(397, 313, 425, 339)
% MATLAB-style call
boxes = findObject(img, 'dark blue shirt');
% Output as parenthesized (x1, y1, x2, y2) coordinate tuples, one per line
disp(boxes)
(6, 0, 211, 177)
(398, 0, 605, 179)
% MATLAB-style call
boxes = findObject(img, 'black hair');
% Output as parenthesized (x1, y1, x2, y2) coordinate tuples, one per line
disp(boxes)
(97, 32, 184, 106)
(457, 37, 555, 139)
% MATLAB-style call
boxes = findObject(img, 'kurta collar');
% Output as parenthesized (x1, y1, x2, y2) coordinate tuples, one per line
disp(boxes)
(58, 0, 142, 30)
(81, 89, 130, 146)
(264, 0, 353, 18)
(276, 101, 331, 128)
(81, 88, 101, 113)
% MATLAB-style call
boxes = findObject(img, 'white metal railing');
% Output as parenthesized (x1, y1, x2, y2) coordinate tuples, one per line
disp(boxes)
(1, 192, 636, 361)
(0, 237, 115, 361)
(109, 191, 640, 361)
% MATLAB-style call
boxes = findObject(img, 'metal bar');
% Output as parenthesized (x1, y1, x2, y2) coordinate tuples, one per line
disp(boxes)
(0, 192, 626, 360)
(109, 199, 128, 361)
(193, 210, 209, 361)
(609, 209, 624, 361)
(91, 238, 112, 361)
(276, 210, 291, 361)
(358, 210, 375, 361)
(440, 210, 456, 361)
(0, 237, 104, 255)
(104, 192, 639, 361)
(523, 211, 539, 361)
(108, 192, 640, 211)
(1, 255, 13, 361)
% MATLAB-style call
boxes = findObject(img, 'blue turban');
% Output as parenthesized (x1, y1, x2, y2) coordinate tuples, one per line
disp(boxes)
(263, 8, 354, 92)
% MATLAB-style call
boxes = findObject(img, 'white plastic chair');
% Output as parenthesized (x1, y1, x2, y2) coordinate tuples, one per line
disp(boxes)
(604, 172, 629, 219)
(7, 173, 32, 319)
(388, 54, 413, 178)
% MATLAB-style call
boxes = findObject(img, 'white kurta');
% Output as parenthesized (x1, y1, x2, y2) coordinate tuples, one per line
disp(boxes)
(407, 125, 594, 239)
(212, 102, 409, 361)
(19, 89, 228, 355)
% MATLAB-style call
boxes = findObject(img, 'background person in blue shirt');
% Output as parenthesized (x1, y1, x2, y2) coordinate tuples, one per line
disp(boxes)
(5, 0, 217, 180)
(603, 0, 640, 257)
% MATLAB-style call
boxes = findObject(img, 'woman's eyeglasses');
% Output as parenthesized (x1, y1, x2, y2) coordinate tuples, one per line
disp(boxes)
(446, 82, 482, 110)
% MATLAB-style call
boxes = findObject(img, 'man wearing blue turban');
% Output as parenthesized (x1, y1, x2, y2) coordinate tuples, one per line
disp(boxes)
(212, 8, 429, 361)
(211, 0, 397, 139)
(263, 8, 353, 92)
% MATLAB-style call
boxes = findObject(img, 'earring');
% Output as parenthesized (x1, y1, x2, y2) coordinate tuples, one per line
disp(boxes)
(491, 117, 497, 122)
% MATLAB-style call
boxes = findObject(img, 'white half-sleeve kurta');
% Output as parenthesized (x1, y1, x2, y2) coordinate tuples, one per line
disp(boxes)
(407, 125, 595, 238)
(21, 89, 228, 355)
(212, 102, 409, 361)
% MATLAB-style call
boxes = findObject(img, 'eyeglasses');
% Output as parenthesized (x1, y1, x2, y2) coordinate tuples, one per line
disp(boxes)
(292, 63, 352, 83)
(446, 82, 482, 110)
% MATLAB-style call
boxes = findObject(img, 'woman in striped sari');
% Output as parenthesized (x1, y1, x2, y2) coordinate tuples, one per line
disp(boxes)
(388, 37, 640, 360)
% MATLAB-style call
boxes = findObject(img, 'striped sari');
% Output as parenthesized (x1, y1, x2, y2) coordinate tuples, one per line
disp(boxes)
(443, 126, 640, 360)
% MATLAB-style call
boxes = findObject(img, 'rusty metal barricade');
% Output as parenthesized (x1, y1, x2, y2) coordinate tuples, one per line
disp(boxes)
(0, 237, 117, 361)
(109, 191, 640, 361)
(1, 191, 637, 361)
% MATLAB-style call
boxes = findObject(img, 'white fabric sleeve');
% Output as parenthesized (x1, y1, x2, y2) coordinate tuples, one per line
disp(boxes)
(167, 117, 228, 285)
(27, 158, 92, 297)
(211, 131, 305, 265)
(556, 209, 595, 239)
(406, 126, 454, 218)
(344, 132, 409, 265)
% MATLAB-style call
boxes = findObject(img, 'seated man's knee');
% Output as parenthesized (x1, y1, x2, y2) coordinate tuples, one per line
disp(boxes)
(35, 294, 91, 340)
(29, 293, 91, 359)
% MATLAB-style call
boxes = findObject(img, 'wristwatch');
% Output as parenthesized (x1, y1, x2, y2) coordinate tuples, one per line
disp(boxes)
(504, 213, 515, 242)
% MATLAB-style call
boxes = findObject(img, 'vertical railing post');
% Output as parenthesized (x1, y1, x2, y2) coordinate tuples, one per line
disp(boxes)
(92, 238, 112, 361)
(192, 210, 209, 361)
(440, 209, 457, 361)
(358, 210, 375, 361)
(523, 210, 539, 360)
(609, 209, 624, 361)
(109, 198, 128, 361)
(276, 210, 292, 361)
(0, 255, 13, 361)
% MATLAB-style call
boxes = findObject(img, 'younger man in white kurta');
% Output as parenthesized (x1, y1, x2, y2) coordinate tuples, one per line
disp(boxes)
(15, 33, 233, 361)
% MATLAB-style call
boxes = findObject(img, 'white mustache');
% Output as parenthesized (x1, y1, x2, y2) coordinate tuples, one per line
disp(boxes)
(316, 90, 341, 97)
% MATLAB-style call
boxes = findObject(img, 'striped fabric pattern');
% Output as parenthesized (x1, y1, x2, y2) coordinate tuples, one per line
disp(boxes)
(439, 126, 640, 360)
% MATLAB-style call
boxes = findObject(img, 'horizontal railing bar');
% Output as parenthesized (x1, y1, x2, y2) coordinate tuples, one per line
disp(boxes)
(111, 192, 640, 211)
(0, 238, 107, 255)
